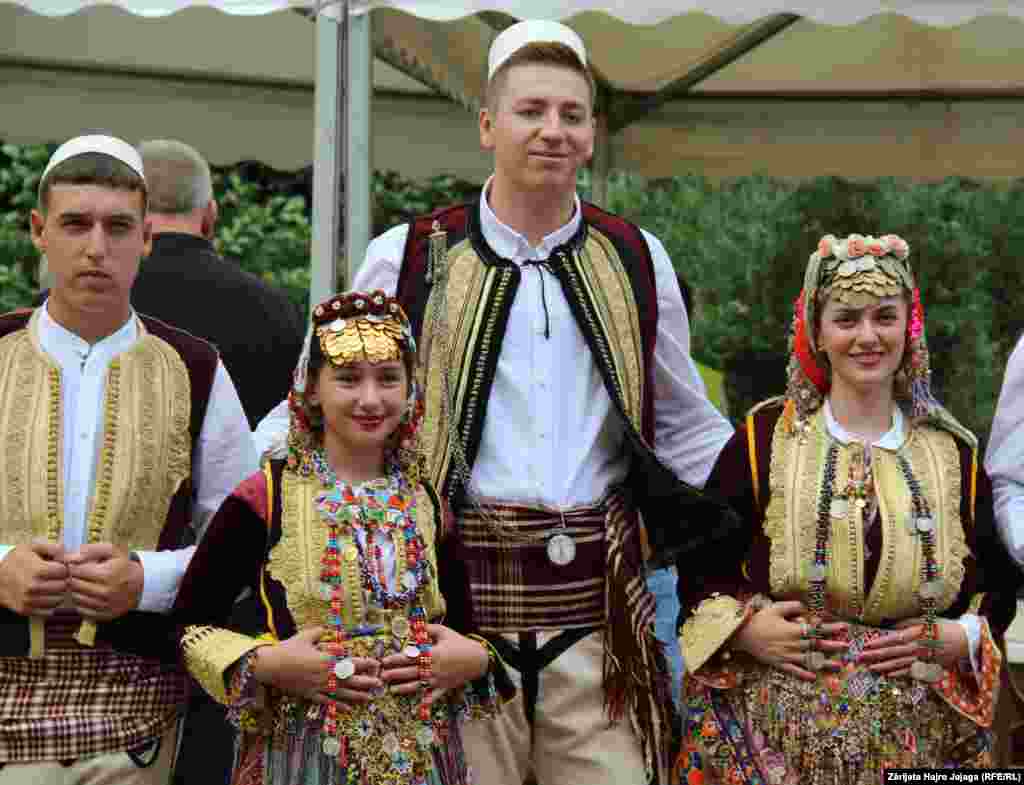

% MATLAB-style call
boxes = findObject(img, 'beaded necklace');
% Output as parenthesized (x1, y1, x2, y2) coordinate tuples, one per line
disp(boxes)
(811, 441, 942, 681)
(310, 447, 435, 759)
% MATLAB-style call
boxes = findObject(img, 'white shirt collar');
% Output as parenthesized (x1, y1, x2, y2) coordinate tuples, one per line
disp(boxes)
(478, 175, 582, 262)
(823, 399, 906, 450)
(37, 300, 138, 366)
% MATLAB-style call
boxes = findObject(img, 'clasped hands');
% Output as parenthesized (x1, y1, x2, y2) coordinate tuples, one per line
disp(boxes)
(252, 624, 490, 707)
(732, 600, 968, 682)
(0, 540, 143, 622)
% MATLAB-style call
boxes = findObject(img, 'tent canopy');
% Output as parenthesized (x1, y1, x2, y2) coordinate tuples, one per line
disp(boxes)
(5, 0, 1024, 297)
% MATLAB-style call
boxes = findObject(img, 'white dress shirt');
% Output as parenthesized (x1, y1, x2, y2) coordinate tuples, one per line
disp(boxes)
(347, 184, 733, 509)
(0, 304, 259, 613)
(823, 400, 981, 673)
(986, 334, 1024, 569)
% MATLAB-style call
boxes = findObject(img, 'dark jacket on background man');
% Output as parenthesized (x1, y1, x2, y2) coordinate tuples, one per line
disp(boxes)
(131, 232, 304, 427)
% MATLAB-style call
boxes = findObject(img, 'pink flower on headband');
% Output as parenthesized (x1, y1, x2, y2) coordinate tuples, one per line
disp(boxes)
(847, 236, 867, 258)
(817, 236, 834, 259)
(867, 240, 885, 257)
(910, 288, 924, 342)
(882, 235, 909, 260)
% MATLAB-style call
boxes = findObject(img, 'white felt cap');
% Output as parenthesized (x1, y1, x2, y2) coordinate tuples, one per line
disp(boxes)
(487, 20, 587, 80)
(41, 135, 145, 184)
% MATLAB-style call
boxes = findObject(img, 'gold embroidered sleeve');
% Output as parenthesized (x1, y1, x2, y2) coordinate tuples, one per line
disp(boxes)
(680, 594, 749, 674)
(181, 625, 269, 705)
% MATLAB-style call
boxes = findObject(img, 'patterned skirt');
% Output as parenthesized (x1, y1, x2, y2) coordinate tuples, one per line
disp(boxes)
(675, 626, 995, 785)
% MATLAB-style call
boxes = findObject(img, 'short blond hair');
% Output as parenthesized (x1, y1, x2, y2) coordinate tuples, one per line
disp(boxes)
(485, 41, 597, 111)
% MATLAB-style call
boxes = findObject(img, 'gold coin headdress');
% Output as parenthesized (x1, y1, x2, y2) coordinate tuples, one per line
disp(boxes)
(783, 234, 974, 447)
(285, 290, 423, 479)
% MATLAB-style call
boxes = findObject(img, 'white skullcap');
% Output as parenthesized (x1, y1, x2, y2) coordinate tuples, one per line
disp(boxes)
(487, 20, 587, 80)
(41, 134, 145, 184)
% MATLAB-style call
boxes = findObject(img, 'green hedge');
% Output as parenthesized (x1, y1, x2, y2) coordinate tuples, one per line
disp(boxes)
(2, 141, 1021, 442)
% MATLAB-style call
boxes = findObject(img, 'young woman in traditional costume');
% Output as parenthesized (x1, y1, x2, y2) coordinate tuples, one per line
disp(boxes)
(674, 234, 1020, 784)
(173, 290, 506, 785)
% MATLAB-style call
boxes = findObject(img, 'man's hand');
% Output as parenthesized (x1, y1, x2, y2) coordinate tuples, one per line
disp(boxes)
(66, 543, 144, 621)
(0, 541, 69, 616)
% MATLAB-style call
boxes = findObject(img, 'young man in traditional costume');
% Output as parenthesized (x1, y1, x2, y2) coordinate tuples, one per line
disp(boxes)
(0, 134, 257, 783)
(350, 20, 737, 785)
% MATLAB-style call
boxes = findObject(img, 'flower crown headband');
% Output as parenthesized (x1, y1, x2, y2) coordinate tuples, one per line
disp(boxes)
(786, 232, 935, 430)
(285, 290, 424, 479)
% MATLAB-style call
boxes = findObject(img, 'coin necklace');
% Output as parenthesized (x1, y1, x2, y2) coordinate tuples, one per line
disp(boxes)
(311, 448, 436, 759)
(818, 442, 944, 681)
(896, 453, 943, 683)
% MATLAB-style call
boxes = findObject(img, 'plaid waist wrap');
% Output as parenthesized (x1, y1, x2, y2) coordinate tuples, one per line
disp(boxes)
(0, 614, 187, 763)
(459, 490, 673, 782)
(459, 497, 609, 632)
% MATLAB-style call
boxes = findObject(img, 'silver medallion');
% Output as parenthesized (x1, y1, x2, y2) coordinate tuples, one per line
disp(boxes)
(322, 736, 342, 757)
(416, 725, 436, 748)
(915, 516, 935, 534)
(334, 657, 356, 681)
(547, 533, 576, 566)
(402, 571, 419, 591)
(918, 579, 944, 600)
(382, 733, 401, 756)
(910, 660, 942, 683)
(391, 616, 410, 638)
(807, 563, 827, 582)
(829, 499, 849, 519)
(403, 644, 421, 660)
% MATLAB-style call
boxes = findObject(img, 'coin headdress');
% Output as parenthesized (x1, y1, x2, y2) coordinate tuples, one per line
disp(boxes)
(784, 233, 973, 446)
(285, 289, 424, 482)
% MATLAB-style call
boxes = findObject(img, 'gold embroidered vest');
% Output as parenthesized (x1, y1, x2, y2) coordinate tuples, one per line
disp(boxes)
(763, 409, 968, 625)
(0, 311, 192, 553)
(417, 229, 647, 498)
(267, 471, 445, 632)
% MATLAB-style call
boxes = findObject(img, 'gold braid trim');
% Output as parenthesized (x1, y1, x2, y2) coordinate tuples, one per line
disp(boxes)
(680, 594, 747, 674)
(76, 325, 192, 647)
(182, 625, 269, 705)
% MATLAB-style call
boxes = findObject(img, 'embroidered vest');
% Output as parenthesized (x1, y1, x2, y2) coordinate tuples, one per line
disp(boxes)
(0, 308, 217, 658)
(396, 196, 737, 562)
(763, 407, 969, 625)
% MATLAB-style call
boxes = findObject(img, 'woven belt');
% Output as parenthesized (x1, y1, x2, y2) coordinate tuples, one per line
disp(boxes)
(458, 496, 614, 632)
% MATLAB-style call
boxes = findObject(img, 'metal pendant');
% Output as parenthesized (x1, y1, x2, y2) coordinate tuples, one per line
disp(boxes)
(910, 660, 942, 683)
(829, 499, 849, 519)
(915, 516, 935, 535)
(918, 579, 945, 600)
(547, 533, 576, 566)
(322, 736, 342, 757)
(391, 615, 410, 638)
(401, 571, 419, 591)
(334, 657, 356, 681)
(806, 651, 826, 671)
(403, 644, 421, 660)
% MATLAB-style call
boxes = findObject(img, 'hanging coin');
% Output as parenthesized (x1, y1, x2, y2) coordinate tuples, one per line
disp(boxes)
(918, 579, 944, 600)
(910, 660, 942, 683)
(322, 736, 342, 757)
(416, 725, 436, 748)
(343, 545, 359, 563)
(830, 499, 849, 519)
(334, 657, 356, 681)
(547, 533, 576, 566)
(391, 616, 410, 638)
(807, 563, 827, 582)
(403, 644, 421, 660)
(402, 571, 419, 591)
(807, 652, 826, 671)
(915, 516, 935, 534)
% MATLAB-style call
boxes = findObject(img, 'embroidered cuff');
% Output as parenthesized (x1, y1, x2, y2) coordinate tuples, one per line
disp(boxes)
(467, 634, 516, 706)
(680, 594, 749, 674)
(181, 625, 269, 705)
